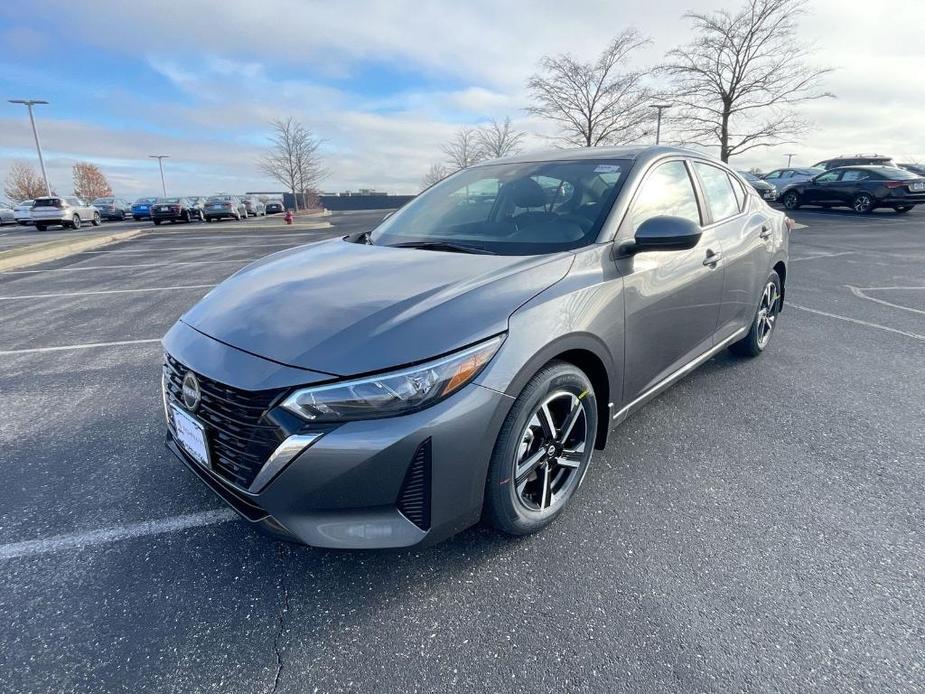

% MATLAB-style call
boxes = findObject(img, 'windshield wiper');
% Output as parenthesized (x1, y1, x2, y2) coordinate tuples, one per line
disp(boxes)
(391, 241, 497, 255)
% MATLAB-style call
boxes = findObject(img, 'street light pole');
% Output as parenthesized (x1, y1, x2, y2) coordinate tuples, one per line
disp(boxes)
(8, 99, 51, 195)
(149, 155, 169, 196)
(785, 153, 797, 167)
(650, 104, 671, 145)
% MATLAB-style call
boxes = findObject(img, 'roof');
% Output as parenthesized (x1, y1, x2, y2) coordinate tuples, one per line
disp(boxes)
(474, 144, 713, 167)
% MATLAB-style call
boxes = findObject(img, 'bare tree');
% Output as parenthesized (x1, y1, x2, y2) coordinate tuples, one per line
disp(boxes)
(421, 162, 449, 189)
(660, 0, 833, 161)
(259, 117, 325, 209)
(4, 161, 48, 201)
(477, 117, 526, 159)
(526, 30, 652, 147)
(72, 161, 112, 201)
(441, 128, 484, 171)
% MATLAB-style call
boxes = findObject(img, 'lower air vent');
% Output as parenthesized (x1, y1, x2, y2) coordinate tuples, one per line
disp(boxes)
(397, 438, 431, 530)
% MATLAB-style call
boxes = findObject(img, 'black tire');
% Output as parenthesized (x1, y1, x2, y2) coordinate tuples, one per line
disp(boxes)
(153, 219, 161, 226)
(182, 211, 190, 223)
(852, 193, 874, 214)
(36, 224, 47, 231)
(484, 361, 598, 536)
(70, 215, 81, 230)
(133, 216, 141, 221)
(120, 210, 126, 220)
(782, 191, 801, 210)
(91, 212, 101, 227)
(730, 270, 782, 358)
(895, 206, 912, 214)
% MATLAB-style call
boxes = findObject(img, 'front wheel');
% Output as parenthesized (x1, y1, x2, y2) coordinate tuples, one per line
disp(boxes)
(853, 193, 874, 214)
(484, 361, 598, 536)
(730, 271, 782, 358)
(782, 191, 801, 210)
(91, 212, 101, 226)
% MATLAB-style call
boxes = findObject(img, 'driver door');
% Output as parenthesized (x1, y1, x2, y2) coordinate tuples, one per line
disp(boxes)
(615, 159, 725, 403)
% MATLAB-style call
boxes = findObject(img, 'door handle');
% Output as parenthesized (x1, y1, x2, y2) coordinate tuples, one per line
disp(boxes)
(703, 249, 722, 267)
(759, 225, 772, 239)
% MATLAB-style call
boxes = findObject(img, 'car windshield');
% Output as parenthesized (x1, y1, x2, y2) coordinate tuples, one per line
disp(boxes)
(737, 171, 760, 182)
(135, 198, 157, 204)
(370, 159, 630, 255)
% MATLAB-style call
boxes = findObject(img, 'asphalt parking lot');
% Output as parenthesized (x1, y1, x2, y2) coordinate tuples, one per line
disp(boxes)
(0, 207, 922, 693)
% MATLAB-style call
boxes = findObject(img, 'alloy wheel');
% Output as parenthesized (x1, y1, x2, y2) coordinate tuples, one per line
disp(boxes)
(853, 194, 873, 213)
(72, 215, 81, 229)
(756, 280, 779, 349)
(783, 192, 799, 209)
(513, 390, 588, 513)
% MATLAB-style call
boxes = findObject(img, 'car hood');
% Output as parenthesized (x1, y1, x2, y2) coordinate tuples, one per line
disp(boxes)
(180, 238, 573, 376)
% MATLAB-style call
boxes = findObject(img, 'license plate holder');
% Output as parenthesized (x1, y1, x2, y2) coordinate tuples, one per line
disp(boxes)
(171, 405, 210, 468)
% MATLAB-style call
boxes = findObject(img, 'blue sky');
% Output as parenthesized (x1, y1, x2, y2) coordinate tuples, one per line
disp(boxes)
(2, 0, 923, 199)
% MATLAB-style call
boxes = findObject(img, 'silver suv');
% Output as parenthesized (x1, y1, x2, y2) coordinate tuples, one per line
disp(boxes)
(31, 197, 101, 231)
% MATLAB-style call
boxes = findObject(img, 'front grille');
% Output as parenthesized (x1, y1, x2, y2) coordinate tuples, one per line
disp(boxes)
(164, 353, 286, 489)
(397, 438, 431, 530)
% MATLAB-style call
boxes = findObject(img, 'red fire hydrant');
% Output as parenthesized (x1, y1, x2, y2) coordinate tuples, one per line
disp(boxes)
(284, 210, 294, 225)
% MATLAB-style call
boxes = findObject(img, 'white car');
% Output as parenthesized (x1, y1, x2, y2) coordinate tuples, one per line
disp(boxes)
(30, 196, 101, 230)
(14, 199, 34, 225)
(0, 204, 15, 225)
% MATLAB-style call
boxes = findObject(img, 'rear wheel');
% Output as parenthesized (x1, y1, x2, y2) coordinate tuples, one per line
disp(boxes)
(782, 191, 800, 210)
(730, 271, 782, 358)
(852, 193, 874, 214)
(91, 212, 101, 226)
(71, 215, 81, 230)
(895, 206, 912, 214)
(484, 361, 598, 536)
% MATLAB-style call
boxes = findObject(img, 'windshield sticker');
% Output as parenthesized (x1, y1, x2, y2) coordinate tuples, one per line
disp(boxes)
(594, 164, 621, 173)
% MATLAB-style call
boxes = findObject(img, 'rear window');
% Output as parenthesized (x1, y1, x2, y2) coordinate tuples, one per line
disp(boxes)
(34, 199, 61, 207)
(157, 198, 182, 203)
(134, 198, 157, 204)
(877, 167, 918, 180)
(207, 196, 234, 203)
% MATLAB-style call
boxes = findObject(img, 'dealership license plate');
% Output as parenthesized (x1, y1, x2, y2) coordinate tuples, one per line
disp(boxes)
(171, 405, 210, 467)
(911, 182, 924, 191)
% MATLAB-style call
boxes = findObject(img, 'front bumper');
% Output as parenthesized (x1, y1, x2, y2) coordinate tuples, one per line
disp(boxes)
(164, 354, 512, 549)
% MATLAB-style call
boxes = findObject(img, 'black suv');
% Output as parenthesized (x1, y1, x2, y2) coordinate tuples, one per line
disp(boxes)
(812, 154, 894, 170)
(780, 166, 925, 214)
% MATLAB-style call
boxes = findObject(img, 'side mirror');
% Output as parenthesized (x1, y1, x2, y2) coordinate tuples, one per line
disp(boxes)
(627, 215, 702, 254)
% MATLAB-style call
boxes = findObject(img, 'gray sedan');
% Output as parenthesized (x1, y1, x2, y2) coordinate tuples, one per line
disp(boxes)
(162, 145, 789, 549)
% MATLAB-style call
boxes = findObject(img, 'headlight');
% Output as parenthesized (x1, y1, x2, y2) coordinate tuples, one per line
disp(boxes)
(280, 335, 504, 422)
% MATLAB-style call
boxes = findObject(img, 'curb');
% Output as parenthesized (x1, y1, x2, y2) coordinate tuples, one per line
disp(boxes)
(0, 229, 144, 272)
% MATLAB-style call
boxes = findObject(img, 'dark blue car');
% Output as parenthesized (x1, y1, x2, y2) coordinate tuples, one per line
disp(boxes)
(131, 197, 158, 221)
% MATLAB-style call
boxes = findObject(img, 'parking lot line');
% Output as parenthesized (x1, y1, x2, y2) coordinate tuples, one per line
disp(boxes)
(0, 284, 216, 300)
(81, 243, 295, 254)
(789, 303, 925, 342)
(847, 285, 925, 316)
(0, 258, 263, 274)
(0, 338, 162, 355)
(0, 508, 237, 561)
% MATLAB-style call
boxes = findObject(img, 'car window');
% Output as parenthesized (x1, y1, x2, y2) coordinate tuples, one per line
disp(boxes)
(764, 170, 781, 179)
(878, 167, 918, 180)
(692, 162, 740, 221)
(729, 175, 747, 211)
(839, 170, 870, 182)
(34, 199, 60, 207)
(815, 171, 839, 183)
(627, 161, 701, 233)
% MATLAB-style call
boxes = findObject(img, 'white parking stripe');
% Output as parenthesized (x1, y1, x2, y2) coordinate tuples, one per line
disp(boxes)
(0, 509, 237, 561)
(0, 285, 216, 300)
(789, 303, 925, 342)
(847, 285, 925, 316)
(0, 258, 262, 274)
(789, 251, 855, 262)
(0, 339, 162, 355)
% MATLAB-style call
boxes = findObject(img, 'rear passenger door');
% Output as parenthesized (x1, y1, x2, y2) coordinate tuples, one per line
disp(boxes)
(833, 169, 871, 203)
(692, 162, 771, 340)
